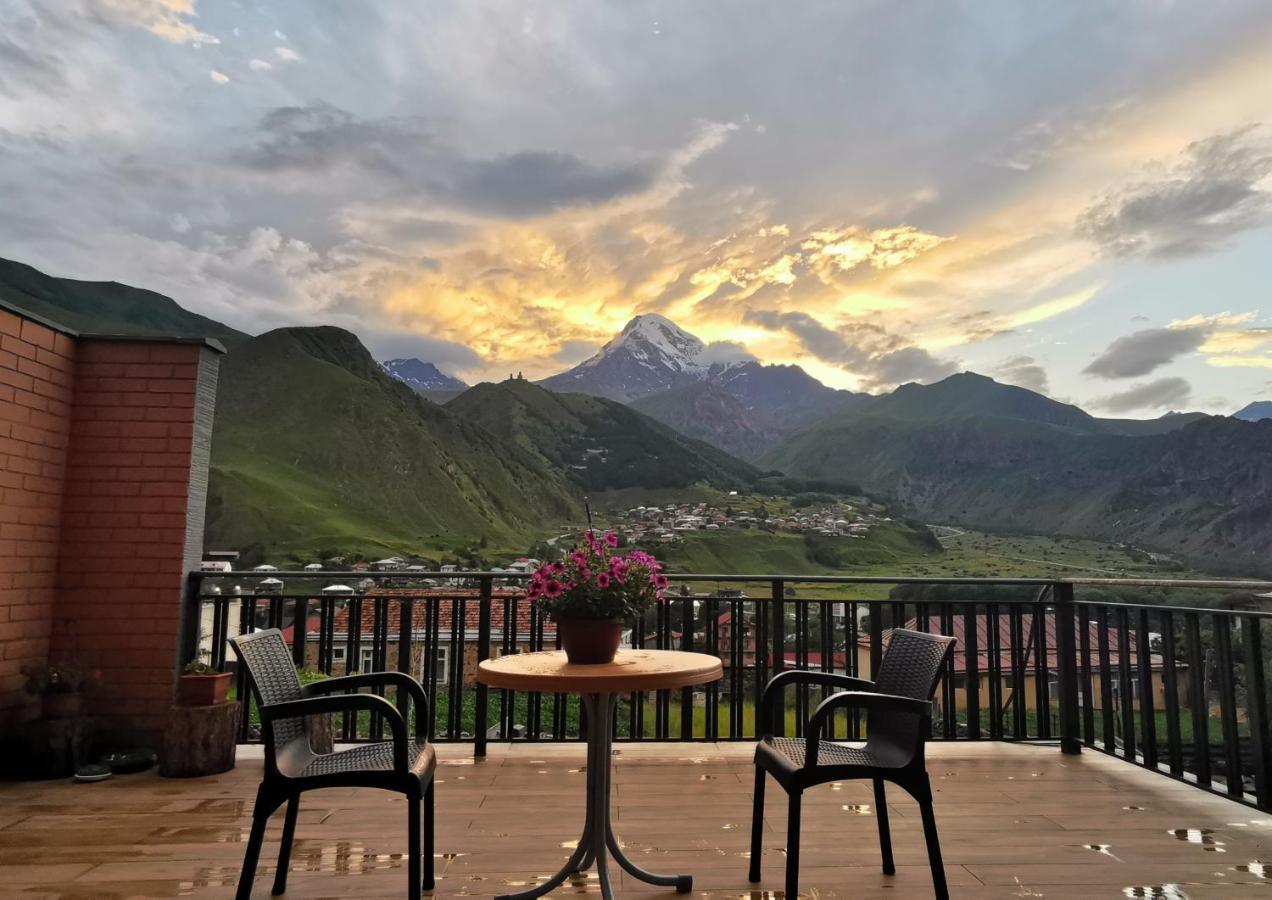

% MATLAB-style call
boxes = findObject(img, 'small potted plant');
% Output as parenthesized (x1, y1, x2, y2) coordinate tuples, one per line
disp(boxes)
(177, 660, 233, 707)
(22, 663, 98, 720)
(529, 531, 667, 664)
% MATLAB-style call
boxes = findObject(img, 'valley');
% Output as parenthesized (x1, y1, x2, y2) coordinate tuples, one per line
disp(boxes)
(4, 255, 1269, 582)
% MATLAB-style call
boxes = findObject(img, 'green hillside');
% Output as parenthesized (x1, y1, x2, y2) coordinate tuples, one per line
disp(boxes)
(660, 523, 942, 575)
(0, 257, 248, 347)
(630, 381, 782, 460)
(764, 393, 1272, 573)
(445, 379, 761, 492)
(205, 328, 583, 561)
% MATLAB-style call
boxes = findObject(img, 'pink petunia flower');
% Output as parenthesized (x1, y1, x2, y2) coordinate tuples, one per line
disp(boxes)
(596, 571, 612, 588)
(543, 579, 563, 598)
(604, 532, 619, 547)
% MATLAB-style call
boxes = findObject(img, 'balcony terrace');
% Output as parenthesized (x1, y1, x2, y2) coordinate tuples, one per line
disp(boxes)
(7, 570, 1272, 898)
(5, 740, 1272, 898)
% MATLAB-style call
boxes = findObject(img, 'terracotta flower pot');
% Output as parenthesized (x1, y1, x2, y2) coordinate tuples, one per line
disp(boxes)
(177, 672, 233, 707)
(558, 618, 623, 665)
(41, 691, 82, 720)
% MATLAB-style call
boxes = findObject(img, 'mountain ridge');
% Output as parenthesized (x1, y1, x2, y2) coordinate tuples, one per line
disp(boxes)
(762, 374, 1272, 572)
(383, 358, 468, 391)
(446, 377, 761, 492)
(205, 327, 583, 558)
(0, 256, 249, 348)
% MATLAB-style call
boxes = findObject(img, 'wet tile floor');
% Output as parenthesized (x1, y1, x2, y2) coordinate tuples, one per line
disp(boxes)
(0, 742, 1270, 897)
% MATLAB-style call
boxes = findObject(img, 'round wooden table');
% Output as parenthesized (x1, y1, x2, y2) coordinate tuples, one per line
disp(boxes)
(477, 649, 723, 900)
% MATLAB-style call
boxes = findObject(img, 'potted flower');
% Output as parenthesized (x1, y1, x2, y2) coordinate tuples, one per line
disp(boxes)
(177, 660, 233, 707)
(529, 531, 668, 664)
(22, 663, 98, 720)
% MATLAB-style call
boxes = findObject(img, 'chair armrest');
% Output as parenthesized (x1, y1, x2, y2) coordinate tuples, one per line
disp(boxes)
(758, 670, 875, 737)
(266, 694, 409, 771)
(304, 672, 430, 740)
(805, 691, 932, 768)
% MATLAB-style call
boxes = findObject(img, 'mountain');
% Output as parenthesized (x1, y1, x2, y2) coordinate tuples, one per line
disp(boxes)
(445, 378, 760, 492)
(0, 256, 248, 347)
(763, 373, 1272, 571)
(631, 382, 783, 460)
(542, 315, 871, 456)
(382, 358, 467, 391)
(864, 372, 1096, 428)
(539, 313, 714, 401)
(204, 327, 582, 558)
(1235, 401, 1272, 422)
(712, 361, 873, 430)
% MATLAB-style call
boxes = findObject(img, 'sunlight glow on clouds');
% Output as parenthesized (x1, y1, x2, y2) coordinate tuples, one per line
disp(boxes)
(1, 1, 1272, 410)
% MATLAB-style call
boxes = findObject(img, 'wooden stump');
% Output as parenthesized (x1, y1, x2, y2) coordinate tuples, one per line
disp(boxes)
(160, 701, 240, 778)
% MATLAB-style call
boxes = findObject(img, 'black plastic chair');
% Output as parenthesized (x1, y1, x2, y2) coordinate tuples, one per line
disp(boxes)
(749, 628, 957, 899)
(229, 629, 436, 900)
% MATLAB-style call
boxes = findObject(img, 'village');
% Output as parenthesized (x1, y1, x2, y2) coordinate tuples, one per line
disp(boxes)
(605, 497, 886, 546)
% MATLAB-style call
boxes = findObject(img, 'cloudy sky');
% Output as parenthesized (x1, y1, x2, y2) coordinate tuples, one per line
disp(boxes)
(3, 1, 1272, 413)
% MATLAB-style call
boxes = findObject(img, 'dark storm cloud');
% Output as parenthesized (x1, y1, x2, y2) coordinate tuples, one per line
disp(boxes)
(442, 151, 657, 217)
(1083, 325, 1208, 379)
(743, 309, 957, 388)
(993, 355, 1050, 394)
(0, 35, 66, 94)
(359, 328, 482, 373)
(1091, 377, 1192, 413)
(237, 102, 433, 177)
(237, 103, 656, 218)
(744, 310, 870, 366)
(1077, 126, 1272, 258)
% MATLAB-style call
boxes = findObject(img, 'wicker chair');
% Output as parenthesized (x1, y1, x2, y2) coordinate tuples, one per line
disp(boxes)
(749, 628, 957, 899)
(229, 629, 436, 900)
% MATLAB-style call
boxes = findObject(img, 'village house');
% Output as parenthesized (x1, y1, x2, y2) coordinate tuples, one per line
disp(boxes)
(286, 588, 557, 688)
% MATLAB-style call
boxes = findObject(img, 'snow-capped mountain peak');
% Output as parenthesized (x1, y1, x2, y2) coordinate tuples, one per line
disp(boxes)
(381, 358, 467, 392)
(539, 315, 709, 400)
(580, 314, 707, 374)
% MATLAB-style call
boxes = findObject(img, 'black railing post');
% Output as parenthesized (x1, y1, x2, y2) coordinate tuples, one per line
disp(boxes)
(771, 579, 785, 736)
(474, 575, 493, 759)
(1054, 582, 1081, 755)
(1243, 616, 1271, 809)
(180, 573, 203, 665)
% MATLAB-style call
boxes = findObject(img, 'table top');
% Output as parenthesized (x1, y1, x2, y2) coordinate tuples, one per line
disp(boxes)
(476, 649, 723, 694)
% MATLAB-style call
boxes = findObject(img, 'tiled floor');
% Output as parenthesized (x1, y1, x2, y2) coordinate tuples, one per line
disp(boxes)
(1, 741, 1270, 897)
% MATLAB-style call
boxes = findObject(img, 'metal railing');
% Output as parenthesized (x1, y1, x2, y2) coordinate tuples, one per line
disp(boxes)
(184, 571, 1272, 810)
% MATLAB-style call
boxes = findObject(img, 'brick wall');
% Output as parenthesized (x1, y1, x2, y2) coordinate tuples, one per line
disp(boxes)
(0, 302, 222, 740)
(0, 310, 76, 723)
(55, 339, 220, 741)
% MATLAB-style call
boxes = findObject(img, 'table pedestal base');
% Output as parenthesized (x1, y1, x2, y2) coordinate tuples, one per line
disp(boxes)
(496, 694, 692, 900)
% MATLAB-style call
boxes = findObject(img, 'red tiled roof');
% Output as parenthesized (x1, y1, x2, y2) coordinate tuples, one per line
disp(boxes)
(857, 614, 1168, 675)
(305, 588, 555, 639)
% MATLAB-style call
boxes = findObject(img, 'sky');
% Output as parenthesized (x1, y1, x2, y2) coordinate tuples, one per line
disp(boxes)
(2, 1, 1272, 414)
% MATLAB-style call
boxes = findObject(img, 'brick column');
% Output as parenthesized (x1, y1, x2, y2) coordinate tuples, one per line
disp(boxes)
(54, 338, 222, 743)
(0, 310, 75, 725)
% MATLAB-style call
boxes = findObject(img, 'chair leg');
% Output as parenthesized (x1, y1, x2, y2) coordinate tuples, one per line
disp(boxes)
(423, 781, 436, 891)
(408, 793, 422, 900)
(785, 790, 801, 900)
(916, 778, 949, 900)
(237, 788, 274, 900)
(873, 778, 895, 876)
(270, 795, 299, 896)
(748, 766, 765, 882)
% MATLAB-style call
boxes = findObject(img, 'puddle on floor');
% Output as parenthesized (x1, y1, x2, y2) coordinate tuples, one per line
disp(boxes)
(1083, 843, 1122, 861)
(1168, 828, 1226, 852)
(152, 825, 250, 843)
(842, 804, 872, 815)
(1236, 861, 1271, 879)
